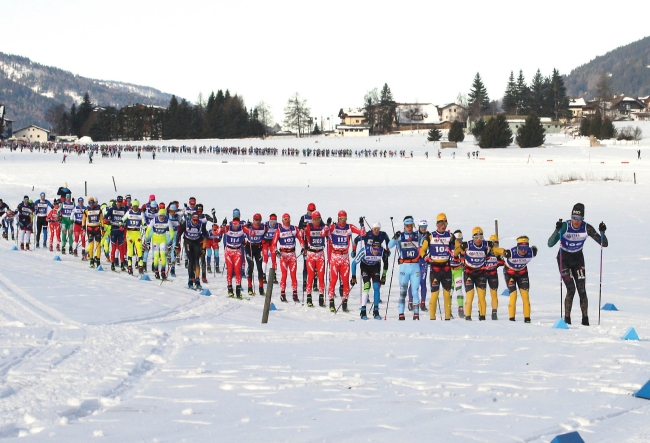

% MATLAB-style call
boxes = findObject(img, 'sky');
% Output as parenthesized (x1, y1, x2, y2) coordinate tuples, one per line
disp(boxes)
(2, 0, 649, 129)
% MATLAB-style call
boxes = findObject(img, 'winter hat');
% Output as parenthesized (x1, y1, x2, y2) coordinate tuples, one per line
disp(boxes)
(572, 203, 585, 217)
(372, 221, 381, 229)
(233, 208, 241, 218)
(403, 216, 414, 225)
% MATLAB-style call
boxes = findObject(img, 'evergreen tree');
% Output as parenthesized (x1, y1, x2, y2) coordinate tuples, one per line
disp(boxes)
(600, 116, 617, 139)
(516, 112, 546, 148)
(69, 103, 80, 137)
(378, 83, 395, 132)
(515, 70, 529, 115)
(589, 110, 603, 139)
(548, 68, 569, 120)
(163, 95, 180, 139)
(427, 128, 441, 141)
(471, 118, 486, 143)
(448, 120, 465, 142)
(528, 69, 547, 116)
(312, 123, 322, 135)
(479, 115, 513, 148)
(579, 118, 591, 137)
(467, 73, 490, 118)
(502, 71, 517, 114)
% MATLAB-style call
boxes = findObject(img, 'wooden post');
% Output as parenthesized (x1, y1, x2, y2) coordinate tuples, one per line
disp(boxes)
(84, 181, 87, 197)
(634, 172, 636, 184)
(494, 220, 499, 240)
(112, 176, 117, 192)
(262, 268, 276, 324)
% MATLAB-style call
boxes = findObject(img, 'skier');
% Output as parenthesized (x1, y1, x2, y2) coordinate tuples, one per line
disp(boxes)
(483, 234, 505, 320)
(450, 229, 465, 318)
(15, 196, 35, 250)
(261, 214, 278, 283)
(122, 199, 145, 274)
(146, 208, 173, 280)
(303, 210, 328, 307)
(0, 199, 13, 240)
(104, 196, 128, 272)
(177, 212, 207, 289)
(407, 219, 430, 312)
(419, 213, 458, 320)
(46, 202, 61, 252)
(72, 197, 87, 259)
(59, 194, 75, 255)
(82, 197, 104, 268)
(502, 236, 537, 322)
(242, 213, 267, 296)
(34, 192, 53, 248)
(167, 203, 181, 277)
(388, 216, 421, 320)
(271, 213, 304, 302)
(299, 203, 317, 292)
(195, 204, 215, 283)
(100, 202, 113, 261)
(547, 203, 608, 326)
(142, 200, 159, 272)
(326, 210, 362, 312)
(205, 223, 221, 275)
(351, 221, 389, 319)
(220, 216, 247, 298)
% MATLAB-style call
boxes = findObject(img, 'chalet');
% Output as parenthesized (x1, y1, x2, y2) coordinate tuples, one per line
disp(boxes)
(436, 103, 466, 122)
(1, 118, 13, 139)
(568, 98, 586, 120)
(338, 108, 367, 126)
(582, 100, 601, 117)
(609, 95, 647, 119)
(13, 124, 49, 141)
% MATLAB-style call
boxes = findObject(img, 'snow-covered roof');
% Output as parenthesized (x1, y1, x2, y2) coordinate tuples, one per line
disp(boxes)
(437, 103, 464, 110)
(395, 103, 441, 125)
(339, 108, 366, 118)
(568, 98, 586, 107)
(14, 124, 50, 133)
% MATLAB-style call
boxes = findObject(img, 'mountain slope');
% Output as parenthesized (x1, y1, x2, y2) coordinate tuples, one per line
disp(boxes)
(564, 36, 650, 99)
(0, 52, 177, 130)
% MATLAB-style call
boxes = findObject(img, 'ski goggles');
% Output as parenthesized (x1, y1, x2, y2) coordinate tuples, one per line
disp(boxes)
(571, 215, 583, 221)
(268, 220, 277, 227)
(436, 219, 447, 225)
(473, 232, 484, 240)
(40, 193, 45, 198)
(517, 244, 529, 253)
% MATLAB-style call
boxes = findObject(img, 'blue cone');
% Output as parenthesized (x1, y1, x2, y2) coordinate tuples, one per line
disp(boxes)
(622, 327, 640, 341)
(551, 431, 585, 443)
(96, 265, 103, 271)
(553, 318, 569, 329)
(633, 380, 650, 400)
(602, 303, 618, 311)
(269, 303, 277, 311)
(139, 275, 151, 281)
(200, 289, 211, 296)
(500, 289, 509, 296)
(11, 246, 18, 250)
(53, 255, 61, 261)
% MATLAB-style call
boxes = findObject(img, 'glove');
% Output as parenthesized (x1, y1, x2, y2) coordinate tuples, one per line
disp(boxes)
(555, 219, 563, 230)
(351, 249, 356, 258)
(326, 217, 332, 225)
(460, 242, 467, 251)
(211, 208, 216, 214)
(531, 246, 538, 256)
(350, 276, 357, 287)
(599, 222, 606, 232)
(246, 220, 251, 228)
(222, 217, 227, 226)
(503, 249, 511, 258)
(359, 216, 364, 225)
(392, 231, 401, 240)
(275, 250, 280, 257)
(380, 272, 387, 285)
(424, 256, 432, 262)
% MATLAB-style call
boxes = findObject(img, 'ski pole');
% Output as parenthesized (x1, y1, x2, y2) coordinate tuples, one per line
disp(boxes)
(384, 217, 396, 320)
(598, 230, 604, 326)
(558, 218, 563, 319)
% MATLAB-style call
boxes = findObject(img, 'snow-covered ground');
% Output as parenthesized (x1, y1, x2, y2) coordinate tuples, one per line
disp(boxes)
(1, 132, 649, 442)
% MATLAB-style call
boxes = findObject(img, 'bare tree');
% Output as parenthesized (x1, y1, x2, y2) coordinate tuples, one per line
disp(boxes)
(283, 93, 311, 136)
(363, 88, 379, 130)
(255, 100, 274, 128)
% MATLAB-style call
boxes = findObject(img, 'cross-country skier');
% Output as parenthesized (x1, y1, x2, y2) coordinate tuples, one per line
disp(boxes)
(205, 224, 221, 275)
(220, 216, 247, 298)
(303, 210, 328, 307)
(326, 211, 362, 312)
(16, 196, 35, 250)
(142, 200, 158, 272)
(46, 202, 61, 251)
(146, 208, 174, 280)
(72, 198, 87, 259)
(177, 212, 207, 290)
(419, 213, 458, 320)
(502, 236, 537, 322)
(261, 214, 278, 283)
(299, 203, 317, 292)
(450, 229, 465, 318)
(59, 194, 75, 254)
(388, 216, 421, 320)
(243, 213, 267, 296)
(0, 199, 13, 240)
(408, 219, 430, 312)
(547, 203, 608, 326)
(104, 196, 128, 271)
(167, 203, 181, 277)
(483, 234, 505, 320)
(351, 221, 389, 320)
(271, 213, 305, 302)
(122, 199, 145, 274)
(34, 192, 53, 248)
(82, 197, 104, 268)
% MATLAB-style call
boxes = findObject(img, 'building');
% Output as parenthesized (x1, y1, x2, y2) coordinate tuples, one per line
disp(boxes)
(609, 95, 647, 119)
(505, 116, 562, 134)
(13, 124, 49, 141)
(568, 98, 586, 120)
(436, 103, 466, 122)
(336, 125, 370, 137)
(394, 103, 444, 130)
(338, 108, 367, 125)
(1, 118, 13, 139)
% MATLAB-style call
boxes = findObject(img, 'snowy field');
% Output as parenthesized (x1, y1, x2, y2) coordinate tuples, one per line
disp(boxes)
(0, 132, 649, 442)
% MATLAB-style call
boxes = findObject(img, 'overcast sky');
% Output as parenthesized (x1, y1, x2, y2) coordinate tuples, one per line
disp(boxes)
(3, 0, 649, 128)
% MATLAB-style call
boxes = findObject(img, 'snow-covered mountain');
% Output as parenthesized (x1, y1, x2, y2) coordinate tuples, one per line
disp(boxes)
(0, 52, 177, 130)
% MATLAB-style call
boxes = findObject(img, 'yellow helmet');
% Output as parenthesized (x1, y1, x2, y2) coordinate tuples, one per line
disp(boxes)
(472, 227, 483, 237)
(517, 235, 530, 245)
(437, 213, 447, 222)
(489, 234, 498, 242)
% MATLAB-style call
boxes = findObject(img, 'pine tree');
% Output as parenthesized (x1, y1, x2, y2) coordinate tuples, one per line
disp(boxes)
(589, 110, 603, 139)
(448, 120, 465, 142)
(471, 118, 486, 143)
(516, 112, 546, 148)
(515, 70, 529, 115)
(479, 115, 513, 148)
(468, 73, 490, 118)
(579, 118, 591, 136)
(548, 68, 569, 120)
(312, 123, 322, 135)
(378, 83, 395, 132)
(427, 128, 442, 141)
(600, 116, 617, 139)
(502, 71, 517, 114)
(528, 70, 547, 116)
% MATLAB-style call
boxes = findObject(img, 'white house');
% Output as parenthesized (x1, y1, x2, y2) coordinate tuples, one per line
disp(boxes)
(395, 103, 441, 126)
(13, 125, 50, 141)
(436, 103, 466, 122)
(336, 125, 370, 137)
(568, 98, 586, 120)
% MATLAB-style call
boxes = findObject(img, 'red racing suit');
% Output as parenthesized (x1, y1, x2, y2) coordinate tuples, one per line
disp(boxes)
(271, 223, 304, 293)
(327, 223, 363, 299)
(304, 222, 328, 295)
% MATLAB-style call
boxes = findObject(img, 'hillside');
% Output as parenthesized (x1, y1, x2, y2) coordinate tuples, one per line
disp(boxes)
(0, 52, 176, 130)
(564, 36, 650, 99)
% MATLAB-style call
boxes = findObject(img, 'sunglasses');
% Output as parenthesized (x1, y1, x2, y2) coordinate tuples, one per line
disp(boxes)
(473, 233, 484, 238)
(571, 215, 583, 221)
(437, 220, 447, 225)
(404, 223, 414, 228)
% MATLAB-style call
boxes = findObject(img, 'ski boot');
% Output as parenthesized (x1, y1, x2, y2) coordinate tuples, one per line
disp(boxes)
(154, 270, 160, 279)
(581, 316, 589, 326)
(236, 286, 243, 299)
(128, 266, 133, 275)
(319, 294, 325, 307)
(143, 263, 147, 273)
(373, 309, 381, 320)
(420, 302, 428, 312)
(121, 261, 126, 272)
(69, 246, 73, 255)
(188, 279, 194, 289)
(413, 313, 420, 320)
(408, 302, 413, 311)
(20, 243, 24, 250)
(465, 316, 472, 321)
(56, 244, 60, 251)
(458, 306, 465, 319)
(195, 280, 203, 291)
(329, 299, 335, 312)
(273, 273, 278, 284)
(398, 313, 405, 321)
(215, 264, 220, 273)
(207, 263, 212, 273)
(478, 315, 486, 321)
(202, 276, 208, 284)
(509, 317, 515, 321)
(228, 285, 235, 298)
(111, 262, 117, 272)
(11, 233, 14, 241)
(524, 317, 531, 324)
(61, 247, 66, 255)
(90, 258, 96, 268)
(25, 243, 30, 250)
(161, 270, 167, 280)
(170, 266, 176, 278)
(491, 309, 498, 320)
(138, 265, 143, 275)
(360, 307, 367, 320)
(49, 244, 53, 252)
(259, 286, 265, 296)
(248, 287, 254, 296)
(262, 272, 267, 284)
(292, 290, 299, 302)
(184, 259, 188, 269)
(564, 316, 572, 325)
(280, 291, 287, 302)
(1, 232, 6, 240)
(341, 299, 349, 312)
(73, 248, 78, 257)
(306, 294, 313, 307)
(36, 243, 40, 249)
